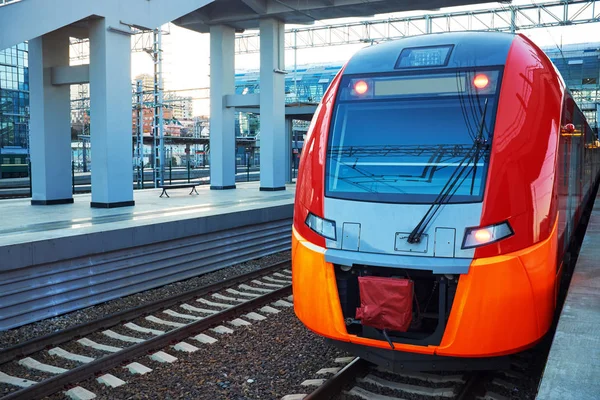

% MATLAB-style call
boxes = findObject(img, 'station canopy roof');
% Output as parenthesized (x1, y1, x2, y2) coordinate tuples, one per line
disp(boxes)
(172, 0, 506, 33)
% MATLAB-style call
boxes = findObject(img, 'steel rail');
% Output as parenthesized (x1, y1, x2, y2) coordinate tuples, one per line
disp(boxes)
(1, 285, 292, 400)
(305, 360, 487, 400)
(455, 372, 485, 400)
(304, 357, 369, 400)
(0, 259, 291, 364)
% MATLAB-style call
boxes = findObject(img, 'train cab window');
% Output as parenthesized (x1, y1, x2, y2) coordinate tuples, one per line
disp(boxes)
(326, 70, 501, 204)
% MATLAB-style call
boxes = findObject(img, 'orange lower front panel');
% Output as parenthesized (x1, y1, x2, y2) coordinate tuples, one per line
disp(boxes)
(292, 223, 557, 358)
(291, 228, 434, 356)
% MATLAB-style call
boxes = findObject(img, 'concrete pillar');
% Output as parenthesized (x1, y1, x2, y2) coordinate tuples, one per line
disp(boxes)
(209, 25, 236, 190)
(28, 31, 73, 205)
(259, 18, 286, 191)
(89, 18, 135, 208)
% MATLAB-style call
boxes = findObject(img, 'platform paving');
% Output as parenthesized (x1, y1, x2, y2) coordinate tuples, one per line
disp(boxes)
(0, 181, 294, 330)
(0, 181, 295, 247)
(537, 195, 600, 400)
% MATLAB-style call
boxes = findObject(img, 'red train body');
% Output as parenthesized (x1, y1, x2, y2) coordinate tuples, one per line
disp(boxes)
(292, 32, 600, 370)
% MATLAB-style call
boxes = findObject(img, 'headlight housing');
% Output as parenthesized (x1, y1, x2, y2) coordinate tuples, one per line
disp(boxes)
(461, 221, 513, 249)
(305, 212, 337, 241)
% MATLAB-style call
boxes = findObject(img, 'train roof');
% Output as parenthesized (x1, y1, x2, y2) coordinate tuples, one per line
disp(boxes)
(343, 31, 517, 75)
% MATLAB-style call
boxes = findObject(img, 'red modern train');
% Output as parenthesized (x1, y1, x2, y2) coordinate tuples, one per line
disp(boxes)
(291, 31, 600, 370)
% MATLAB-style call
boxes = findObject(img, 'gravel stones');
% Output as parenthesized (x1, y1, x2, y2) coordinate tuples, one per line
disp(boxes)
(0, 359, 52, 396)
(0, 251, 290, 348)
(337, 347, 550, 400)
(45, 304, 348, 400)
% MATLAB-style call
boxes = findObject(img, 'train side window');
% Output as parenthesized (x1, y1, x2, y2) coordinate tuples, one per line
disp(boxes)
(2, 158, 9, 164)
(560, 97, 573, 188)
(15, 158, 22, 164)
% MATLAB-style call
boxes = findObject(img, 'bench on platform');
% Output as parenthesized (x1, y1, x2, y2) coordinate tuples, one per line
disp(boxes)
(159, 182, 200, 198)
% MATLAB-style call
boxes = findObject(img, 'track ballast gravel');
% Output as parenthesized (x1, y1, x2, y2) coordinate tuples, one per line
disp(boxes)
(46, 304, 349, 400)
(0, 252, 290, 349)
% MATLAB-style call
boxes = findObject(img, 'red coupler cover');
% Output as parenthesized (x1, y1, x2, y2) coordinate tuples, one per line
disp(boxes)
(355, 276, 413, 332)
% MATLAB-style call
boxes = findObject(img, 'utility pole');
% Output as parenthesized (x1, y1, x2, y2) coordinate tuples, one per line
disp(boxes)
(293, 29, 298, 102)
(135, 79, 144, 188)
(152, 28, 165, 188)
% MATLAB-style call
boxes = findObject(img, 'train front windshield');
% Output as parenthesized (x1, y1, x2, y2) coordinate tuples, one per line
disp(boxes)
(325, 70, 501, 204)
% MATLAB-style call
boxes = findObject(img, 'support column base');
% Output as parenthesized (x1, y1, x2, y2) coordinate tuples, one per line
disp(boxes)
(210, 185, 236, 190)
(259, 186, 286, 192)
(90, 201, 135, 209)
(31, 198, 74, 206)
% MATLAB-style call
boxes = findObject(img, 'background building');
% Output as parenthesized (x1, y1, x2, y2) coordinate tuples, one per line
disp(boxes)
(234, 63, 341, 140)
(164, 93, 193, 120)
(234, 46, 600, 137)
(1, 39, 599, 179)
(132, 107, 168, 136)
(0, 43, 29, 152)
(235, 63, 341, 105)
(545, 42, 600, 131)
(135, 73, 155, 93)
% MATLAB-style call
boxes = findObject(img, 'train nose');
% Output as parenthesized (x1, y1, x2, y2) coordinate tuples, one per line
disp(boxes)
(292, 219, 558, 358)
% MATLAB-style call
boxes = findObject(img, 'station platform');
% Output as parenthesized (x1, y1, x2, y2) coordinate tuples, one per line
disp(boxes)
(537, 195, 600, 399)
(0, 182, 295, 331)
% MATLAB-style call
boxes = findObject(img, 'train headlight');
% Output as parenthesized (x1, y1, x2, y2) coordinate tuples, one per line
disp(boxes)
(305, 213, 337, 241)
(461, 221, 513, 249)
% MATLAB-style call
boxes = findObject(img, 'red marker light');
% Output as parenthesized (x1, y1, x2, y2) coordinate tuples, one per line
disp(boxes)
(474, 228, 492, 243)
(354, 80, 369, 95)
(473, 74, 489, 89)
(563, 123, 575, 133)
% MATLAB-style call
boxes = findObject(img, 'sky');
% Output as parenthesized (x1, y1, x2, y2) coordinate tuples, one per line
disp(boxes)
(130, 0, 600, 116)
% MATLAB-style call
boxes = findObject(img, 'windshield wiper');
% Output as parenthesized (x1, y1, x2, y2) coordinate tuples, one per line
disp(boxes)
(407, 99, 489, 244)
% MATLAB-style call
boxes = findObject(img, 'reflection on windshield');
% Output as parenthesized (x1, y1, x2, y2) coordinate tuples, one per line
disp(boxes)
(325, 71, 498, 204)
(327, 144, 489, 200)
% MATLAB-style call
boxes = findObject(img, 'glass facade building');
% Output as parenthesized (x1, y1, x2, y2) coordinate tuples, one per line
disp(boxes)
(235, 63, 341, 105)
(234, 47, 600, 135)
(0, 43, 29, 150)
(234, 64, 341, 138)
(544, 43, 600, 132)
(0, 41, 596, 159)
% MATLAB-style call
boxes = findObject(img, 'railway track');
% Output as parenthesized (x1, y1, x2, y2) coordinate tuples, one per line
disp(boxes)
(0, 259, 293, 400)
(299, 356, 530, 400)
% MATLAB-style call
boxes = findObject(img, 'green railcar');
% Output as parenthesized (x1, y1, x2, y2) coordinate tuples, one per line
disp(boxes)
(0, 154, 28, 178)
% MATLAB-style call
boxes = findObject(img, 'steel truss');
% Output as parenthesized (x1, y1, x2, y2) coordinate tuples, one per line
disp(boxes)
(235, 0, 600, 54)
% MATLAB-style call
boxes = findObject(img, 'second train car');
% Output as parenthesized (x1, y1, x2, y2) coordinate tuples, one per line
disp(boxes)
(291, 31, 600, 370)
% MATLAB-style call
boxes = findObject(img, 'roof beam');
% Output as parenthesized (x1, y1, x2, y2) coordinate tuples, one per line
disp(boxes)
(241, 0, 268, 14)
(51, 65, 89, 86)
(175, 9, 210, 26)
